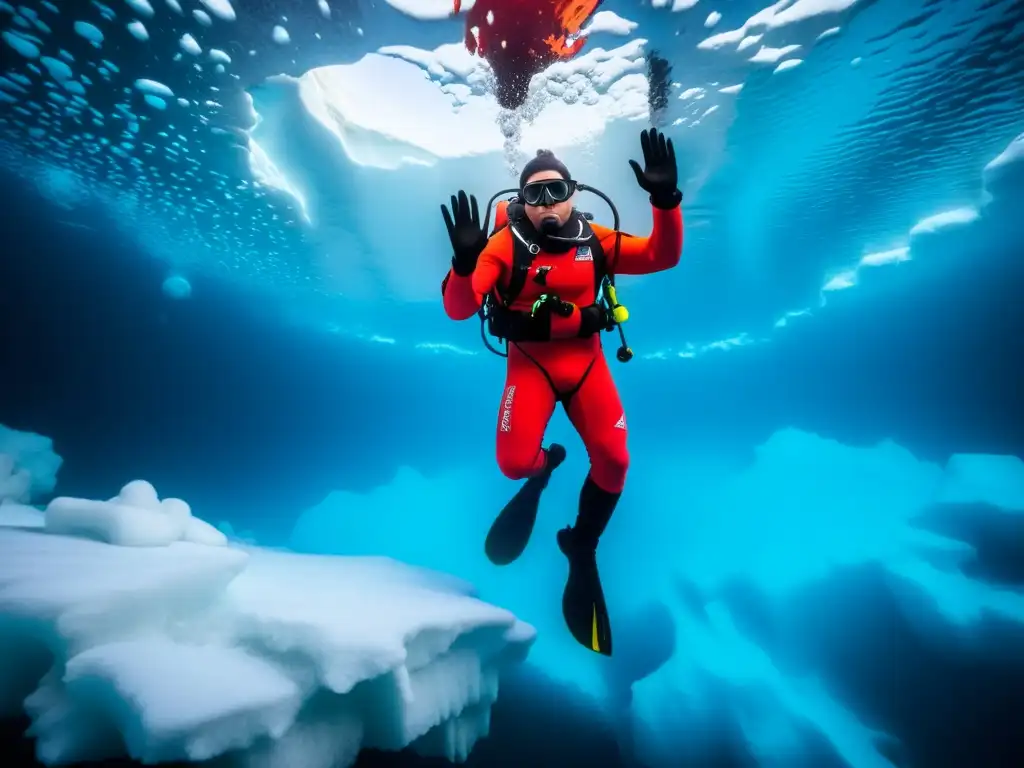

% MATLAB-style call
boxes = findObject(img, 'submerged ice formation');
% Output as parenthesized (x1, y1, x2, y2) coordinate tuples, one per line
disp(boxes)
(243, 38, 652, 303)
(290, 427, 1024, 767)
(0, 425, 533, 767)
(0, 424, 62, 504)
(260, 37, 651, 170)
(0, 0, 1017, 352)
(46, 479, 227, 547)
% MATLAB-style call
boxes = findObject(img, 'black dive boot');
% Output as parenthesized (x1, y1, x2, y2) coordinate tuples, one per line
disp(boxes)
(485, 444, 567, 565)
(557, 475, 619, 656)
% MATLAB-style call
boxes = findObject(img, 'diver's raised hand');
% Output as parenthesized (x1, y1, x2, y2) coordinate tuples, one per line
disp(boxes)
(442, 190, 487, 277)
(628, 128, 682, 210)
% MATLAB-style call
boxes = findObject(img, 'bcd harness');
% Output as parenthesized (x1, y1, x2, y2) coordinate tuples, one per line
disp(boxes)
(476, 186, 634, 364)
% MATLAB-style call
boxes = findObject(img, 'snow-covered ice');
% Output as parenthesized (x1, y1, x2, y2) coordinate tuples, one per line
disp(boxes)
(45, 479, 227, 547)
(382, 0, 473, 21)
(583, 11, 638, 37)
(0, 426, 534, 767)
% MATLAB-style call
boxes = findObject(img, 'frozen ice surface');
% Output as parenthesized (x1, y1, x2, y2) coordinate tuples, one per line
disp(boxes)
(0, 425, 62, 503)
(910, 208, 980, 236)
(383, 0, 470, 21)
(45, 479, 227, 547)
(0, 482, 533, 766)
(584, 11, 638, 37)
(0, 501, 45, 527)
(936, 454, 1024, 511)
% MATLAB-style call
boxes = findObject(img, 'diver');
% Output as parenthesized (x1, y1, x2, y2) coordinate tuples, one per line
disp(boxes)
(439, 128, 684, 656)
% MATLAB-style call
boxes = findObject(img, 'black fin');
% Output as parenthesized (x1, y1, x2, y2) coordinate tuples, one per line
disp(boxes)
(558, 526, 613, 656)
(485, 444, 566, 565)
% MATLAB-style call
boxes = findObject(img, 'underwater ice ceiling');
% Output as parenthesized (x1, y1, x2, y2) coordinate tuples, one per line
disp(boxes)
(1, 0, 1022, 354)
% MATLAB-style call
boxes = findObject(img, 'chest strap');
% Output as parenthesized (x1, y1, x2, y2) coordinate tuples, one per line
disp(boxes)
(496, 216, 607, 309)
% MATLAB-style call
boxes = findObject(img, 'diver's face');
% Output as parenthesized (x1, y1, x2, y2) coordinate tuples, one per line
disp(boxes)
(523, 170, 574, 233)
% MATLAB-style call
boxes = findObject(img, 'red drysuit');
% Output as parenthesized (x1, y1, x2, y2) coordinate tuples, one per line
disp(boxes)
(442, 203, 683, 494)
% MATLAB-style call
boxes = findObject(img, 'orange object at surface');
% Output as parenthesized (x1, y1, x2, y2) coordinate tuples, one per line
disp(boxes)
(453, 0, 603, 109)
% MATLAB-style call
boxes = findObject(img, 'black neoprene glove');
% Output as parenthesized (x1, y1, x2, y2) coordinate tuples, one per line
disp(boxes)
(628, 128, 683, 210)
(488, 309, 544, 342)
(441, 190, 487, 277)
(577, 304, 611, 337)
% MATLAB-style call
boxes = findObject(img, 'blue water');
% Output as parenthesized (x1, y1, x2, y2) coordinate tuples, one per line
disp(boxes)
(2, 0, 1024, 766)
